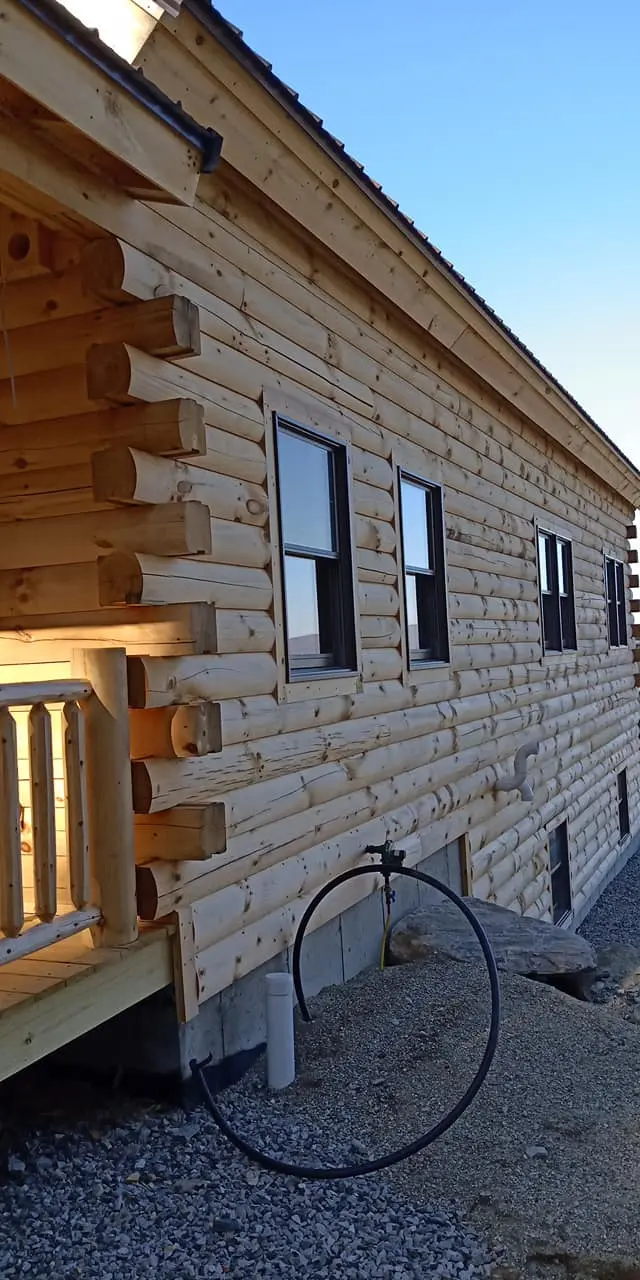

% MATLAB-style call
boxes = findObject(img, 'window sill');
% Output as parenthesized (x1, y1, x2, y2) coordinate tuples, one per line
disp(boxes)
(280, 670, 361, 704)
(401, 660, 452, 688)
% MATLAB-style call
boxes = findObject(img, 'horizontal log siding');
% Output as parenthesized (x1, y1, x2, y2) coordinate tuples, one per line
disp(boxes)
(2, 70, 638, 1006)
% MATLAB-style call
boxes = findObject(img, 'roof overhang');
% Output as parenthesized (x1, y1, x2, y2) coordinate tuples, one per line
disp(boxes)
(0, 0, 222, 205)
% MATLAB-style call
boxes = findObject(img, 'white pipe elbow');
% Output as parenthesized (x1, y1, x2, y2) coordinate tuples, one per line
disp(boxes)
(495, 740, 539, 803)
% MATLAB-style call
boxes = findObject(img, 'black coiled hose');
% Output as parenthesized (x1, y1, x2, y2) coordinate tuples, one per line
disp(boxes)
(192, 849, 500, 1181)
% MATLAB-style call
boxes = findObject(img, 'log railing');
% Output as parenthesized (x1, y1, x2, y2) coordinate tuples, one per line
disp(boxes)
(0, 648, 137, 966)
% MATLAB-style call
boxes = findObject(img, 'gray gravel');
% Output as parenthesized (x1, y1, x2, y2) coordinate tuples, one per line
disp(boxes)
(579, 849, 640, 952)
(3, 852, 640, 1280)
(0, 1053, 497, 1280)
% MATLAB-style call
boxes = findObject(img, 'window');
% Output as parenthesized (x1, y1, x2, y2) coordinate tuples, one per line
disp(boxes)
(537, 530, 576, 653)
(275, 417, 356, 678)
(618, 769, 630, 842)
(605, 557, 627, 647)
(398, 472, 449, 665)
(548, 821, 572, 924)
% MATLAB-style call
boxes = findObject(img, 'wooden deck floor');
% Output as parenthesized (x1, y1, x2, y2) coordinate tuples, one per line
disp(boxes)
(0, 928, 174, 1083)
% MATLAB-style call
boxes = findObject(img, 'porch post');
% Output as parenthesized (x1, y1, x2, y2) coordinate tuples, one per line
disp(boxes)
(71, 648, 138, 947)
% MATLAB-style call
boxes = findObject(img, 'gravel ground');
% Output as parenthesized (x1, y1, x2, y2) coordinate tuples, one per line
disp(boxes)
(2, 855, 640, 1280)
(0, 1037, 498, 1280)
(579, 851, 640, 951)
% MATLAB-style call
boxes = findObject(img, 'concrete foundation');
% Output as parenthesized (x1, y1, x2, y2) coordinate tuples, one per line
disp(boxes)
(55, 830, 638, 1090)
(55, 841, 463, 1089)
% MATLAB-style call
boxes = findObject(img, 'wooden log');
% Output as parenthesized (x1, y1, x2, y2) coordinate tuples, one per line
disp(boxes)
(0, 907, 101, 965)
(173, 906, 199, 1023)
(0, 364, 95, 426)
(70, 648, 137, 947)
(134, 803, 227, 869)
(629, 575, 639, 590)
(62, 700, 90, 910)
(0, 563, 100, 619)
(0, 679, 91, 709)
(629, 549, 639, 564)
(627, 525, 638, 541)
(358, 582, 398, 617)
(80, 236, 170, 304)
(0, 707, 23, 937)
(0, 209, 53, 281)
(361, 648, 403, 683)
(0, 502, 212, 570)
(28, 703, 56, 923)
(0, 265, 95, 332)
(215, 610, 275, 654)
(86, 341, 271, 437)
(127, 652, 278, 709)
(98, 553, 272, 612)
(208, 520, 270, 569)
(129, 703, 222, 760)
(91, 446, 269, 525)
(360, 616, 402, 647)
(0, 297, 201, 381)
(354, 513, 395, 554)
(0, 604, 218, 661)
(0, 400, 206, 469)
(194, 426, 266, 484)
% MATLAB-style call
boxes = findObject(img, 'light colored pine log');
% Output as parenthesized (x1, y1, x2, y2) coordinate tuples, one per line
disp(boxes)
(361, 648, 403, 683)
(28, 703, 56, 923)
(215, 610, 275, 654)
(360, 616, 402, 647)
(0, 604, 218, 662)
(0, 563, 100, 620)
(129, 703, 222, 761)
(62, 700, 90, 910)
(352, 479, 395, 522)
(127, 652, 278, 709)
(354, 513, 396, 554)
(0, 364, 95, 426)
(97, 553, 272, 612)
(80, 236, 171, 304)
(356, 548, 397, 583)
(0, 707, 23, 937)
(134, 803, 226, 868)
(0, 400, 206, 466)
(0, 209, 53, 281)
(91, 446, 269, 525)
(193, 426, 266, 484)
(0, 296, 201, 381)
(172, 906, 199, 1023)
(358, 582, 398, 617)
(0, 265, 95, 332)
(70, 648, 137, 947)
(0, 502, 212, 570)
(208, 520, 270, 569)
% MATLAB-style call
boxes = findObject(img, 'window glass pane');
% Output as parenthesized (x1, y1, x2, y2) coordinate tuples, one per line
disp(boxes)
(278, 428, 335, 553)
(283, 555, 321, 656)
(401, 479, 431, 570)
(538, 533, 550, 593)
(405, 572, 419, 652)
(557, 541, 567, 595)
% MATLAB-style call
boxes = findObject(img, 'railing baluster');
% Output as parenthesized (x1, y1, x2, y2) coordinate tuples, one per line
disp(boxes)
(62, 701, 91, 910)
(0, 707, 24, 938)
(28, 703, 57, 923)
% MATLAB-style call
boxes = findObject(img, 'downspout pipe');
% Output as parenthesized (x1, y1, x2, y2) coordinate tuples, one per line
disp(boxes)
(495, 740, 539, 803)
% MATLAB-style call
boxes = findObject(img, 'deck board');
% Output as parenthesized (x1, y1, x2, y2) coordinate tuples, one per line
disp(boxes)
(0, 928, 173, 1082)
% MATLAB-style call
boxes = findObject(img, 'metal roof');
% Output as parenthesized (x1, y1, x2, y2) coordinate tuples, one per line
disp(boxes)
(186, 0, 640, 495)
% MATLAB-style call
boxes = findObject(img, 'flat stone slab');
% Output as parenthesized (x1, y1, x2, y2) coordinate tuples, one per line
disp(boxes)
(389, 896, 597, 978)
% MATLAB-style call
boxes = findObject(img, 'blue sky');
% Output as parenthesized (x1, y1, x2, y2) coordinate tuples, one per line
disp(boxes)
(220, 0, 640, 469)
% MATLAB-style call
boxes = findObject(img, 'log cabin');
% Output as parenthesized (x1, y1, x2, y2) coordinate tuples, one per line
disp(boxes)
(0, 0, 639, 1086)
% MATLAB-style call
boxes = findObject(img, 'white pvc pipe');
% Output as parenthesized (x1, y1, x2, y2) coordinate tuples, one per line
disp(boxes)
(265, 972, 295, 1090)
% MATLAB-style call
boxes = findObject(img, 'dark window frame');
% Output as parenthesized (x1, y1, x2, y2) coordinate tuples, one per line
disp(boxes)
(398, 469, 450, 667)
(618, 769, 630, 843)
(605, 556, 628, 648)
(274, 414, 357, 682)
(548, 820, 572, 925)
(537, 527, 577, 655)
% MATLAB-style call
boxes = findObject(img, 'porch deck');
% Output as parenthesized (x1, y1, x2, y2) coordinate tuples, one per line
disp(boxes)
(0, 927, 173, 1084)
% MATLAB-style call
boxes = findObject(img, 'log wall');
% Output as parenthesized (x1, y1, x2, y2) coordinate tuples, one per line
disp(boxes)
(0, 17, 638, 1013)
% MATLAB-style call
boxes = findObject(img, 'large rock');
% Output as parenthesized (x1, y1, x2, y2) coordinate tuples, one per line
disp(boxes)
(389, 897, 597, 989)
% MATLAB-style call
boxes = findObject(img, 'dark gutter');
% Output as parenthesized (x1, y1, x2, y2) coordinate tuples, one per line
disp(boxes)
(15, 0, 222, 173)
(186, 0, 640, 490)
